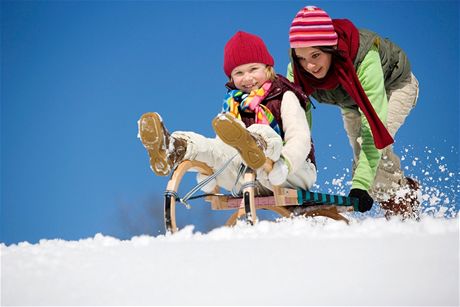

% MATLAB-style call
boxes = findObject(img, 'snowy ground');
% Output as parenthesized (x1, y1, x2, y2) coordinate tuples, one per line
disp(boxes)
(2, 146, 458, 306)
(2, 216, 458, 306)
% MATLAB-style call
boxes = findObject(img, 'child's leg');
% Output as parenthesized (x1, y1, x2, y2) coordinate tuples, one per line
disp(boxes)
(138, 112, 182, 176)
(246, 124, 283, 163)
(212, 114, 269, 169)
(214, 114, 303, 193)
(171, 131, 247, 192)
(213, 115, 317, 191)
(249, 124, 316, 190)
(138, 113, 271, 194)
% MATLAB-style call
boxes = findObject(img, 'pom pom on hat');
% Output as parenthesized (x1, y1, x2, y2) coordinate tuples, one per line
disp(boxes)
(223, 31, 274, 77)
(289, 6, 338, 48)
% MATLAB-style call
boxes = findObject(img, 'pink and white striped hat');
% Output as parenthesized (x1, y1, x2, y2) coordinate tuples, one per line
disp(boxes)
(289, 6, 338, 48)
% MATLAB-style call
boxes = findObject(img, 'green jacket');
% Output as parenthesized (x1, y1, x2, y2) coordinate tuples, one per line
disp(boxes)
(287, 29, 411, 191)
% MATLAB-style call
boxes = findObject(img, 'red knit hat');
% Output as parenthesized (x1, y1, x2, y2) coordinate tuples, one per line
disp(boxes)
(223, 31, 274, 77)
(289, 6, 338, 48)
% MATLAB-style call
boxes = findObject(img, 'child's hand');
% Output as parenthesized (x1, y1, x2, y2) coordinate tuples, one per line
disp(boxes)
(268, 159, 289, 186)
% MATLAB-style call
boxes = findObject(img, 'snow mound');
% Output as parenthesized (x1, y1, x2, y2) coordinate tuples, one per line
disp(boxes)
(2, 216, 458, 306)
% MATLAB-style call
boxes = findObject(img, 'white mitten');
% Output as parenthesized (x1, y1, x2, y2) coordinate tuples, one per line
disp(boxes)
(256, 167, 269, 182)
(268, 159, 289, 186)
(196, 173, 217, 193)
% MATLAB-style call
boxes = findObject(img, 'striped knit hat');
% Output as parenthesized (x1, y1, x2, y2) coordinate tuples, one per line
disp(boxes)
(224, 31, 274, 77)
(289, 6, 338, 48)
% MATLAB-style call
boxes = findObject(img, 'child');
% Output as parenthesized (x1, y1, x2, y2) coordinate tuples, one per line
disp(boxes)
(139, 31, 317, 198)
(286, 6, 420, 218)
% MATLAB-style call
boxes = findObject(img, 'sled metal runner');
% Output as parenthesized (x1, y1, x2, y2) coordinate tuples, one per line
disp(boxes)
(164, 160, 359, 233)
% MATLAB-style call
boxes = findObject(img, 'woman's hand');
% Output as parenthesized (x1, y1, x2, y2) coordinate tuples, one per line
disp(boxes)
(348, 188, 374, 212)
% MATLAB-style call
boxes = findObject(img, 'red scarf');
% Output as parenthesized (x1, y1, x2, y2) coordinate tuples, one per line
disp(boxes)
(292, 19, 393, 149)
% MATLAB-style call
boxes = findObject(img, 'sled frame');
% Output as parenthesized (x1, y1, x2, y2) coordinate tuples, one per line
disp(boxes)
(164, 160, 354, 233)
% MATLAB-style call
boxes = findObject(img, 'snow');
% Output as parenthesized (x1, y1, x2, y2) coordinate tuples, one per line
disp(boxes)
(2, 216, 458, 306)
(317, 144, 459, 219)
(2, 145, 458, 305)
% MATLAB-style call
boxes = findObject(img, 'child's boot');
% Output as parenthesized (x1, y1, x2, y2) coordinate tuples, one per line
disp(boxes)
(212, 113, 267, 169)
(379, 177, 421, 220)
(138, 112, 187, 176)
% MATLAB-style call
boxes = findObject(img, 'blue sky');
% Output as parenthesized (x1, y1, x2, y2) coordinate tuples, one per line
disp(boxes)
(2, 0, 459, 245)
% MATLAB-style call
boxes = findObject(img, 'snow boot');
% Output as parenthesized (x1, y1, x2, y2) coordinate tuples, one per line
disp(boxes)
(379, 177, 421, 220)
(138, 112, 187, 176)
(212, 113, 267, 169)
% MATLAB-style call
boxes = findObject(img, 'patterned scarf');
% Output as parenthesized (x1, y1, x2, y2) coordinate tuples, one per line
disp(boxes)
(222, 81, 281, 135)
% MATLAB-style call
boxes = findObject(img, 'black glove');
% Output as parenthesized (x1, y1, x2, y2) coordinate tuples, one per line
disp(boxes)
(348, 188, 374, 213)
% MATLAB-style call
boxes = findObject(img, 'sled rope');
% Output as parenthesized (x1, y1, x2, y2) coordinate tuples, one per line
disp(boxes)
(231, 163, 248, 197)
(167, 153, 239, 208)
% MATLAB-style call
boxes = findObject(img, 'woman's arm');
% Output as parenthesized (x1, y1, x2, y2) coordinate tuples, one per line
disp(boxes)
(350, 44, 388, 190)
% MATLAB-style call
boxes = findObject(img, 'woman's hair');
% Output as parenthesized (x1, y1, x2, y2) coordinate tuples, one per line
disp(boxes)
(317, 46, 340, 55)
(292, 46, 343, 63)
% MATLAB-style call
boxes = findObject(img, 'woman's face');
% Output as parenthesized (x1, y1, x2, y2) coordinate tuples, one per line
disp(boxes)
(230, 63, 268, 93)
(294, 47, 332, 79)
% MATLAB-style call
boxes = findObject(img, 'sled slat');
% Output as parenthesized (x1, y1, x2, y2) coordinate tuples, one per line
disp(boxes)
(206, 188, 358, 211)
(207, 195, 298, 210)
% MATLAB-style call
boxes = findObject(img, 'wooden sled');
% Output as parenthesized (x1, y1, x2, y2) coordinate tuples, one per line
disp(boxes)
(164, 160, 359, 233)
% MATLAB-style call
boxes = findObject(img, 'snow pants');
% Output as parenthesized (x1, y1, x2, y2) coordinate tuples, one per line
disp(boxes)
(172, 124, 317, 195)
(342, 73, 419, 201)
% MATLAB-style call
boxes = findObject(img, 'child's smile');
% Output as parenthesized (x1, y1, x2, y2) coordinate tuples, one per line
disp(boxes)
(230, 63, 269, 93)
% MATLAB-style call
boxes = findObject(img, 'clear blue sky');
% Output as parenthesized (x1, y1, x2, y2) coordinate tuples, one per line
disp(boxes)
(2, 1, 459, 245)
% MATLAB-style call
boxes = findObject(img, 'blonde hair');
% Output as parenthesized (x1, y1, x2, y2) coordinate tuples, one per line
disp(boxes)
(265, 66, 277, 81)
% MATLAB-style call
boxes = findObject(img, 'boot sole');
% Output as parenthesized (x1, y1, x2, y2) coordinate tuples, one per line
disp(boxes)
(138, 112, 170, 176)
(212, 114, 266, 169)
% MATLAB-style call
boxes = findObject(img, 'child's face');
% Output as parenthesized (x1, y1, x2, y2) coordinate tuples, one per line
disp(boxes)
(294, 47, 332, 79)
(230, 63, 268, 93)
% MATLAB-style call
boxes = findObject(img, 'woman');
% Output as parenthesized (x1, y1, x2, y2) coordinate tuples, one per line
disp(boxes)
(287, 6, 420, 219)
